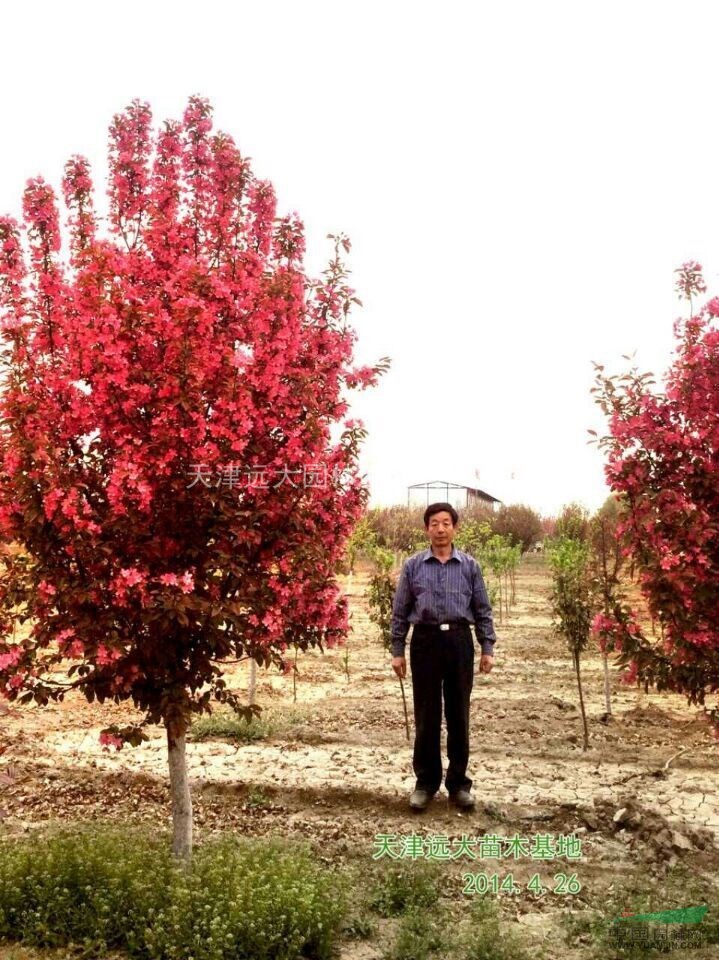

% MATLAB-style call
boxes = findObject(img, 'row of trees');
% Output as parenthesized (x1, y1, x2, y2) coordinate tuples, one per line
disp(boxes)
(363, 502, 545, 556)
(345, 510, 523, 623)
(545, 495, 629, 749)
(354, 497, 629, 754)
(546, 262, 719, 748)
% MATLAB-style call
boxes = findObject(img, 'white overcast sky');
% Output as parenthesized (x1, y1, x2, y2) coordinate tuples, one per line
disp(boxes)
(3, 0, 718, 517)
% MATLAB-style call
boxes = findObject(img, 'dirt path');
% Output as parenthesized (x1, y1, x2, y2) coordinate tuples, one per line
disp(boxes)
(2, 555, 719, 958)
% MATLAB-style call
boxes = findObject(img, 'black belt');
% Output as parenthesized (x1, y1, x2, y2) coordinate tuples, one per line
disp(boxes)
(415, 620, 468, 632)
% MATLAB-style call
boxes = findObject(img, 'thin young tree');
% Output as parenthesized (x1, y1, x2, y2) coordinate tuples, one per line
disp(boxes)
(586, 494, 629, 718)
(546, 537, 593, 750)
(367, 545, 410, 740)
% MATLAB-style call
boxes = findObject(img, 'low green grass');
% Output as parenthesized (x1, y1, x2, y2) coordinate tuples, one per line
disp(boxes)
(359, 861, 534, 960)
(0, 947, 125, 959)
(458, 897, 535, 960)
(0, 824, 346, 960)
(188, 704, 306, 743)
(367, 861, 443, 917)
(382, 896, 535, 960)
(384, 906, 445, 960)
(9, 822, 712, 960)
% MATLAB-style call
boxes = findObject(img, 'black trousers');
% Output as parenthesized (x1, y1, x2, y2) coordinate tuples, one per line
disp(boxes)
(409, 622, 474, 794)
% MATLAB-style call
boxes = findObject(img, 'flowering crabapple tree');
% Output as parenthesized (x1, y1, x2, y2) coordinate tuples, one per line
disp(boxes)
(0, 97, 389, 857)
(590, 260, 719, 738)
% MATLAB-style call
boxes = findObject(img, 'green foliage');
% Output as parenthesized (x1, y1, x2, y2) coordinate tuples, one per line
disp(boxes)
(358, 507, 526, 633)
(368, 862, 442, 918)
(0, 826, 166, 954)
(545, 536, 592, 656)
(452, 519, 492, 559)
(0, 825, 346, 960)
(546, 535, 594, 748)
(385, 906, 444, 960)
(459, 897, 533, 960)
(452, 521, 509, 613)
(367, 546, 399, 652)
(244, 787, 272, 809)
(344, 515, 380, 573)
(484, 581, 501, 610)
(479, 534, 522, 623)
(482, 535, 521, 576)
(341, 911, 378, 941)
(188, 704, 305, 743)
(554, 501, 591, 543)
(360, 503, 541, 562)
(381, 895, 533, 960)
(189, 708, 276, 742)
(361, 504, 506, 556)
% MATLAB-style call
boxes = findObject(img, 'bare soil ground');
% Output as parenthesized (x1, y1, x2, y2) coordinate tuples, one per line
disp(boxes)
(1, 554, 719, 959)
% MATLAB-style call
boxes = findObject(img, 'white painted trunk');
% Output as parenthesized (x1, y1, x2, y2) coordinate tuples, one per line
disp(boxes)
(249, 658, 257, 705)
(166, 716, 193, 859)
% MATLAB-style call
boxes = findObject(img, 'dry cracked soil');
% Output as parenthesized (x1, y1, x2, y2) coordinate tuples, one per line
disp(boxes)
(1, 554, 719, 959)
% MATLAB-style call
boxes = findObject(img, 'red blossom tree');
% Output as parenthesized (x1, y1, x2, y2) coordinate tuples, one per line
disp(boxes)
(589, 260, 719, 737)
(539, 515, 556, 539)
(0, 97, 389, 856)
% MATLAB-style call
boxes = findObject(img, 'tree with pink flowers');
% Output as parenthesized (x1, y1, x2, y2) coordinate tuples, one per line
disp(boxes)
(0, 97, 389, 856)
(590, 260, 719, 737)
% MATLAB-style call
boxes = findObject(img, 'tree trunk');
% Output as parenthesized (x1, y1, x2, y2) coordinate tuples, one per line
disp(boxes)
(602, 653, 612, 716)
(165, 714, 193, 859)
(573, 650, 590, 751)
(344, 569, 353, 682)
(293, 643, 298, 702)
(248, 658, 257, 706)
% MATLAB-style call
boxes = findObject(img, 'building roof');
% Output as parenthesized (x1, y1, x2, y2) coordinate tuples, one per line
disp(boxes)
(407, 479, 502, 503)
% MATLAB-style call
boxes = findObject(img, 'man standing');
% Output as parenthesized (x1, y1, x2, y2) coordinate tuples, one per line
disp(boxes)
(390, 502, 496, 811)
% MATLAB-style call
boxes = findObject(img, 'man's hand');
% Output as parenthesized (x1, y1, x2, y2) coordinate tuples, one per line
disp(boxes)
(391, 656, 407, 679)
(479, 654, 494, 674)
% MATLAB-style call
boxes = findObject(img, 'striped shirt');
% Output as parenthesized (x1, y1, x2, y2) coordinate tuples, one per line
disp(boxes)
(390, 544, 497, 657)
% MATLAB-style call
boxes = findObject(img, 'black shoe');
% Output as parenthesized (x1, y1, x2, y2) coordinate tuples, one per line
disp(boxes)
(409, 789, 434, 811)
(449, 789, 476, 810)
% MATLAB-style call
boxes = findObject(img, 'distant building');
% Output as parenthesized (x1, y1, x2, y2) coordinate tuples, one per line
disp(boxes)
(407, 480, 502, 511)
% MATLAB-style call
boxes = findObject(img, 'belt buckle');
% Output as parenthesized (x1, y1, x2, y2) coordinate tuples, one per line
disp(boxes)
(439, 623, 450, 631)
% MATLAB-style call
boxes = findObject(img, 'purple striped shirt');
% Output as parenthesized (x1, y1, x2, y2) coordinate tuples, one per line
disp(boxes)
(390, 544, 497, 657)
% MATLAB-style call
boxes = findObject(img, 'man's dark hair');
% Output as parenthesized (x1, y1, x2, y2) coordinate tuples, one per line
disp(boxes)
(424, 502, 459, 528)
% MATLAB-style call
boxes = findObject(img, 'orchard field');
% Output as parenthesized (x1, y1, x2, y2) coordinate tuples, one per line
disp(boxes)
(1, 552, 718, 960)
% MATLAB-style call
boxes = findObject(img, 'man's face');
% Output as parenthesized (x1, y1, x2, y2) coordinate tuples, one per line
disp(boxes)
(426, 511, 456, 549)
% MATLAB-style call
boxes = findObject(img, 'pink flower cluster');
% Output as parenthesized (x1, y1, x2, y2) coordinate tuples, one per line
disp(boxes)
(99, 731, 124, 751)
(0, 646, 22, 671)
(157, 571, 195, 593)
(56, 628, 84, 658)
